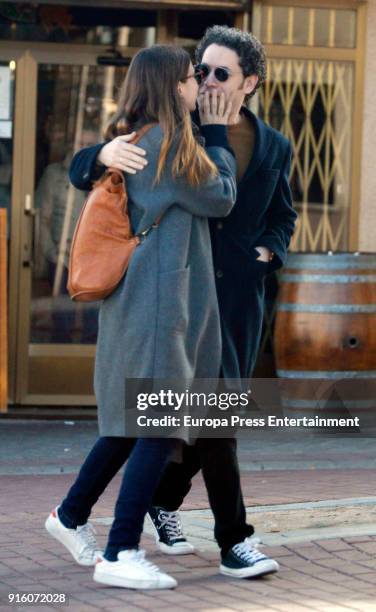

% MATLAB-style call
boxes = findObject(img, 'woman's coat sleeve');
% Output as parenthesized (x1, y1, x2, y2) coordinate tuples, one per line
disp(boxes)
(169, 146, 237, 218)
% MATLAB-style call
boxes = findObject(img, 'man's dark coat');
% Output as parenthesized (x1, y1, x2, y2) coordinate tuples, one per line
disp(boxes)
(205, 107, 297, 379)
(69, 106, 297, 381)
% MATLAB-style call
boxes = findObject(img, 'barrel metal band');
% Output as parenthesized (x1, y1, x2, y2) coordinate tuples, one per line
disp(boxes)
(277, 370, 376, 379)
(281, 274, 376, 283)
(278, 304, 376, 314)
(286, 254, 376, 269)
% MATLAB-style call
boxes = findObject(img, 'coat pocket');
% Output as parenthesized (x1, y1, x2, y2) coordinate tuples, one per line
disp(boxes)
(158, 267, 190, 334)
(249, 247, 270, 279)
(226, 233, 269, 281)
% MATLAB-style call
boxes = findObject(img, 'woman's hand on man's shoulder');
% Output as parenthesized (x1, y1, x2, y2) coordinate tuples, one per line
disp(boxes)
(97, 133, 148, 174)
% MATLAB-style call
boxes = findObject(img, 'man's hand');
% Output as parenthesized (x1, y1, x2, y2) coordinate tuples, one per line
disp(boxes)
(198, 92, 233, 126)
(97, 133, 148, 174)
(254, 246, 274, 263)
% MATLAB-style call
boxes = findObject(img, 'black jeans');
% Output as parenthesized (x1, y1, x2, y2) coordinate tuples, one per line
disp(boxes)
(153, 438, 254, 557)
(59, 437, 177, 561)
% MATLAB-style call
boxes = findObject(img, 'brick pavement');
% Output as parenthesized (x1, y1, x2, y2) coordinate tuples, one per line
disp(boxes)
(179, 469, 376, 510)
(1, 511, 376, 612)
(1, 422, 376, 611)
(1, 468, 376, 515)
(1, 472, 376, 611)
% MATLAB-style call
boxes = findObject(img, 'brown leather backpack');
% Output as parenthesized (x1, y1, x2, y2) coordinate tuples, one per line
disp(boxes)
(67, 124, 158, 302)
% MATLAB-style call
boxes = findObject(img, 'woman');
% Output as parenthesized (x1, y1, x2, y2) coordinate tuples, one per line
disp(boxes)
(45, 44, 236, 590)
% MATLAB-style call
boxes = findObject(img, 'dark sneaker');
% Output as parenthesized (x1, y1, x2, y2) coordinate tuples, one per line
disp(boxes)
(220, 537, 279, 578)
(148, 506, 195, 555)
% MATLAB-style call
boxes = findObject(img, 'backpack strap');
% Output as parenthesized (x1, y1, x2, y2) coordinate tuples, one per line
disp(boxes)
(131, 122, 158, 144)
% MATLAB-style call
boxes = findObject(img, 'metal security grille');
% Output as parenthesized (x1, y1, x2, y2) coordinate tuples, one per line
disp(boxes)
(258, 57, 354, 252)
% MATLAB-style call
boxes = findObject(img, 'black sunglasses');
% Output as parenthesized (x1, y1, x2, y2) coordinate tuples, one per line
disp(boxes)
(194, 63, 242, 84)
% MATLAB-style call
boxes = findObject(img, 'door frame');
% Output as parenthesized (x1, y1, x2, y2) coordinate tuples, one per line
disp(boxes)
(2, 42, 139, 405)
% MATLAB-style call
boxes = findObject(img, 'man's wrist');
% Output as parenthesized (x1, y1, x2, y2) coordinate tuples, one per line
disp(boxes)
(255, 246, 274, 262)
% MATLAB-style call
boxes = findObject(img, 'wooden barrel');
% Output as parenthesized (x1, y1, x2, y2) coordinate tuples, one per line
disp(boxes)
(274, 253, 376, 429)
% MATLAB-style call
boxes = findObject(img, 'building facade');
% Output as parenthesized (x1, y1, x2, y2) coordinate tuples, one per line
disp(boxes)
(0, 0, 373, 407)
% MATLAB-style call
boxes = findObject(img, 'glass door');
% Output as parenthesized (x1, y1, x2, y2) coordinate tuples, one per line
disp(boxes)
(8, 46, 129, 405)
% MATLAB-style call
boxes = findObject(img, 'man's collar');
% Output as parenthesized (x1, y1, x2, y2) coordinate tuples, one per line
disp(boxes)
(239, 106, 274, 178)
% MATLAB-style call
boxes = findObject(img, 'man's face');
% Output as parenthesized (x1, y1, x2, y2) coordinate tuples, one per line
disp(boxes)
(198, 44, 258, 111)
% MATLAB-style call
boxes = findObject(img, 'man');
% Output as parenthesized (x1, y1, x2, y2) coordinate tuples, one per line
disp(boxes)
(67, 27, 296, 578)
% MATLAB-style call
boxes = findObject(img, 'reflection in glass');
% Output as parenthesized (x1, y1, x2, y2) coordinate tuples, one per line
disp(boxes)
(260, 5, 357, 49)
(292, 8, 309, 47)
(0, 61, 15, 241)
(0, 3, 156, 46)
(335, 10, 356, 49)
(31, 63, 125, 344)
(314, 9, 330, 48)
(271, 7, 289, 45)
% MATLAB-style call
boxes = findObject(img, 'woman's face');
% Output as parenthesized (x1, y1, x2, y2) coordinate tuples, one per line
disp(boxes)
(178, 62, 199, 112)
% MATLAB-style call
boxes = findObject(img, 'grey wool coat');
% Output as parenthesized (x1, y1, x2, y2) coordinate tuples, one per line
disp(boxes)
(92, 125, 236, 436)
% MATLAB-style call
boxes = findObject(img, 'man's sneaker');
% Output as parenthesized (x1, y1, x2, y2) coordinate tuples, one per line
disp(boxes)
(93, 549, 177, 590)
(148, 506, 195, 555)
(45, 507, 102, 566)
(220, 537, 279, 578)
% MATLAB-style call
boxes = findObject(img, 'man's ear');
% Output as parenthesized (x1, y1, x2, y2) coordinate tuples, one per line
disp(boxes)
(244, 75, 258, 96)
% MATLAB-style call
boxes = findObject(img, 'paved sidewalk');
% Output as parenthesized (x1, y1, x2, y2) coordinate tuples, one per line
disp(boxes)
(1, 420, 376, 611)
(1, 506, 376, 612)
(2, 421, 376, 476)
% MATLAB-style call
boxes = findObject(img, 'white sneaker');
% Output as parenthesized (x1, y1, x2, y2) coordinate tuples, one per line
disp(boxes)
(148, 506, 195, 555)
(45, 507, 103, 566)
(220, 537, 279, 578)
(93, 549, 177, 590)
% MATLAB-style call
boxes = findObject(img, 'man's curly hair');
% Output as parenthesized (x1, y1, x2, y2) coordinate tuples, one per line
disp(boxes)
(195, 25, 267, 102)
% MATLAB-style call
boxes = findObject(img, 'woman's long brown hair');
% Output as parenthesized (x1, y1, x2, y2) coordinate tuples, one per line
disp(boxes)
(105, 45, 218, 187)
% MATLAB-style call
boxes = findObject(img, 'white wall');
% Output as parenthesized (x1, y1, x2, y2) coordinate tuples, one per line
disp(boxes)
(359, 0, 376, 251)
